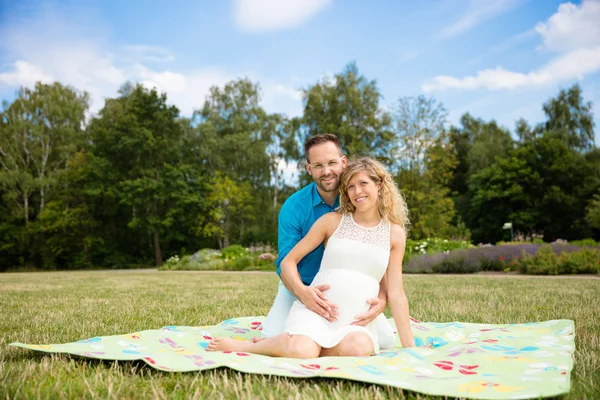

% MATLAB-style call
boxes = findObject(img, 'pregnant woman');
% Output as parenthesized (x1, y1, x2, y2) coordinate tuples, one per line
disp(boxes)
(207, 157, 416, 357)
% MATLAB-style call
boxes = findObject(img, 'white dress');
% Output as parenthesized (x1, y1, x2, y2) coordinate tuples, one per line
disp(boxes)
(283, 213, 391, 353)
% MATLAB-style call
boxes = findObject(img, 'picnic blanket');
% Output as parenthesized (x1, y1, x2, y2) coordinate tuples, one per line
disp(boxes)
(10, 317, 574, 399)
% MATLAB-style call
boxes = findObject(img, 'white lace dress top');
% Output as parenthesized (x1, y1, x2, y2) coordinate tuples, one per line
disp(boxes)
(283, 213, 391, 352)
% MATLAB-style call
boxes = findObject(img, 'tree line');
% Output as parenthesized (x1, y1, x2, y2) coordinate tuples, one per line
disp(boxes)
(1, 62, 598, 270)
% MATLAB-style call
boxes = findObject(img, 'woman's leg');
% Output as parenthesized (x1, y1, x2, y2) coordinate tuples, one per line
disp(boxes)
(319, 332, 374, 357)
(206, 334, 321, 359)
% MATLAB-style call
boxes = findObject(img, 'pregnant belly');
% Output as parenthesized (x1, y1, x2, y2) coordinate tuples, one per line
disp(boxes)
(310, 268, 380, 326)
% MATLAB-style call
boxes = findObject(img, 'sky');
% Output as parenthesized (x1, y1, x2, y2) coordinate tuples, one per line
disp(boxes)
(1, 0, 599, 166)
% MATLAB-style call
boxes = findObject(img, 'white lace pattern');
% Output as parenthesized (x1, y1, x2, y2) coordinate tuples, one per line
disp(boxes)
(331, 213, 390, 251)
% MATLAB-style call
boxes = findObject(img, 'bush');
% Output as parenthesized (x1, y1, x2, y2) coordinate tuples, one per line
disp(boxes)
(405, 243, 582, 274)
(191, 248, 221, 263)
(160, 246, 277, 272)
(431, 254, 480, 274)
(404, 238, 473, 262)
(223, 255, 253, 271)
(515, 245, 559, 275)
(221, 245, 248, 261)
(570, 238, 597, 247)
(160, 255, 226, 271)
(513, 245, 600, 275)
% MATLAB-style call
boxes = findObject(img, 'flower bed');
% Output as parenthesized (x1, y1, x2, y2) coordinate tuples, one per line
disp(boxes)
(160, 246, 276, 271)
(403, 243, 596, 274)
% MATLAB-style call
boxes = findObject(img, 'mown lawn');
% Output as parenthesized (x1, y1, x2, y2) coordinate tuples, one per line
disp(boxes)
(1, 270, 598, 399)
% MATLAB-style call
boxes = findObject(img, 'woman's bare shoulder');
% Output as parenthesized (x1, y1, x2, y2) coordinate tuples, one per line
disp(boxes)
(390, 223, 407, 244)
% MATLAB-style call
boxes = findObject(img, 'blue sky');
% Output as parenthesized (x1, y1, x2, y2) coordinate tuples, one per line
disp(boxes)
(1, 0, 599, 143)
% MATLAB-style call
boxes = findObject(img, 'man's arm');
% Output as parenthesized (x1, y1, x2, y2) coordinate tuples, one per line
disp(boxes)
(275, 200, 302, 278)
(280, 213, 338, 321)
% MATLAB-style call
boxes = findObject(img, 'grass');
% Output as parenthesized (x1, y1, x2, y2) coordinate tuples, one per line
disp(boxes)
(1, 270, 599, 399)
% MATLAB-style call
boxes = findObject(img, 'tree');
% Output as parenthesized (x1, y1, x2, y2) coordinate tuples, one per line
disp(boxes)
(541, 83, 595, 152)
(468, 131, 596, 243)
(468, 147, 542, 243)
(447, 113, 514, 234)
(88, 83, 190, 267)
(193, 78, 287, 245)
(391, 95, 461, 238)
(194, 78, 275, 187)
(302, 62, 395, 163)
(393, 95, 447, 173)
(586, 193, 600, 229)
(0, 82, 89, 224)
(199, 172, 254, 249)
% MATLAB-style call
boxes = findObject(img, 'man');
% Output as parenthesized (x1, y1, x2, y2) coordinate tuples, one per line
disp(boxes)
(260, 133, 395, 349)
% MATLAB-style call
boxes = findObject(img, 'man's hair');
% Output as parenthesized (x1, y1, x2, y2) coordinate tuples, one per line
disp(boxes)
(304, 134, 343, 163)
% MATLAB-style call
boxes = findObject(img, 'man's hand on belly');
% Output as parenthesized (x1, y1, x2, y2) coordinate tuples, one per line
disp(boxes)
(299, 284, 339, 322)
(351, 297, 385, 326)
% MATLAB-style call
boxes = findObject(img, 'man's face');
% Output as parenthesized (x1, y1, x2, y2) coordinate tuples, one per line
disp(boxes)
(306, 142, 347, 193)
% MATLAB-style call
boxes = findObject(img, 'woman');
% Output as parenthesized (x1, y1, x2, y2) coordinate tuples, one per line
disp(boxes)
(207, 157, 415, 357)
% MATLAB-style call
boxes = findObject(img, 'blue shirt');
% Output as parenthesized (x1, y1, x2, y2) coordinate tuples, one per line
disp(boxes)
(276, 182, 340, 285)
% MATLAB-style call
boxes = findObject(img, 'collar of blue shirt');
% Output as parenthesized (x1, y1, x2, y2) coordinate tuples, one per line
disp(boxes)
(311, 182, 340, 209)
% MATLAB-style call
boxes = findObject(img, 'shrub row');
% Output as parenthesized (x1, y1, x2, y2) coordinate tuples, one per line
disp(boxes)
(160, 245, 276, 272)
(404, 243, 598, 275)
(404, 238, 473, 262)
(509, 245, 600, 275)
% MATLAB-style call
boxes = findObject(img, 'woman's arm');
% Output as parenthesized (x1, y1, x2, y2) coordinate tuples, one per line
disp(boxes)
(385, 224, 416, 348)
(280, 212, 340, 320)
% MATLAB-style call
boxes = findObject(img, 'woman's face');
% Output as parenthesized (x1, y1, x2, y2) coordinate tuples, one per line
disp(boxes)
(346, 171, 380, 212)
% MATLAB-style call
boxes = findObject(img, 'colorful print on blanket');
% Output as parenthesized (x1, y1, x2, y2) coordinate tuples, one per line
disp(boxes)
(10, 317, 574, 399)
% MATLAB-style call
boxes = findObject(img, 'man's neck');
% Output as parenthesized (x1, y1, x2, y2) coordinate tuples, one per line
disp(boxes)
(316, 185, 338, 206)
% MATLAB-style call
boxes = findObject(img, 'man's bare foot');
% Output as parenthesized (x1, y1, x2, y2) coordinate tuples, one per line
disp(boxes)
(206, 337, 248, 352)
(251, 337, 266, 343)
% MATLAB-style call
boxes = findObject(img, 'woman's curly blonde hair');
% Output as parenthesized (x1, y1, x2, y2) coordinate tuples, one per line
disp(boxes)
(338, 157, 410, 231)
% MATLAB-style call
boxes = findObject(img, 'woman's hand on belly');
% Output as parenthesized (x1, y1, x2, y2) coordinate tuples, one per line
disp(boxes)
(298, 284, 338, 322)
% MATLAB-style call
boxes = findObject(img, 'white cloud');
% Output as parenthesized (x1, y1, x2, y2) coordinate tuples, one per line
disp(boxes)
(0, 4, 304, 118)
(535, 0, 600, 52)
(234, 0, 331, 33)
(423, 0, 600, 92)
(0, 61, 53, 87)
(137, 66, 235, 115)
(261, 83, 304, 117)
(439, 0, 524, 39)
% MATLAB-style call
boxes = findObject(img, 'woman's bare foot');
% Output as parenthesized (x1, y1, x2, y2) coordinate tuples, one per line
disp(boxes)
(206, 337, 249, 352)
(251, 337, 266, 343)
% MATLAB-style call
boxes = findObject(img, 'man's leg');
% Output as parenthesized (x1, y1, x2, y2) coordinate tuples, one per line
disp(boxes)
(260, 280, 297, 337)
(374, 313, 396, 349)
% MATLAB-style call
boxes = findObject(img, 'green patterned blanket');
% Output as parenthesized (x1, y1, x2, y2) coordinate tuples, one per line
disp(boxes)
(9, 317, 574, 399)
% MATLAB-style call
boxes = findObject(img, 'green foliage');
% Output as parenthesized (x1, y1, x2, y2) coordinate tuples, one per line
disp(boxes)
(392, 96, 468, 239)
(160, 255, 225, 271)
(200, 173, 254, 249)
(221, 245, 249, 261)
(404, 238, 472, 260)
(159, 246, 275, 272)
(570, 239, 597, 247)
(0, 74, 598, 270)
(586, 193, 600, 229)
(513, 245, 600, 275)
(541, 84, 595, 152)
(301, 62, 395, 166)
(223, 255, 253, 271)
(431, 256, 481, 274)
